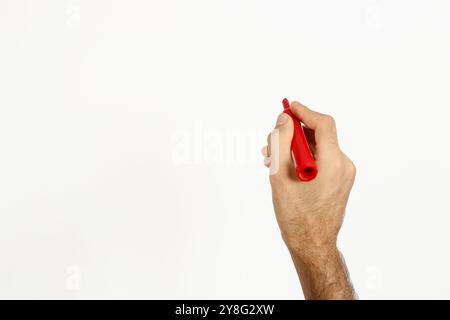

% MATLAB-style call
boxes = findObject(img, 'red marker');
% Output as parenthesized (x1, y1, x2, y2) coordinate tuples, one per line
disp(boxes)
(282, 98, 318, 181)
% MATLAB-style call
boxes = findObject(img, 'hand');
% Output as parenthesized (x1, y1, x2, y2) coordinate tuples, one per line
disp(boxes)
(262, 100, 356, 299)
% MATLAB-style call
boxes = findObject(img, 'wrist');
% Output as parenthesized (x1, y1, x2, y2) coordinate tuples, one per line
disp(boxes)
(286, 241, 338, 262)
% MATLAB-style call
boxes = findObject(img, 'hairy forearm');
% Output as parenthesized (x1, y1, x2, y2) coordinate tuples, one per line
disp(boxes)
(288, 245, 356, 300)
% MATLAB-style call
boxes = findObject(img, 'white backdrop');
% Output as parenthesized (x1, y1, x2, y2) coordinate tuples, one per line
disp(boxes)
(1, 0, 450, 299)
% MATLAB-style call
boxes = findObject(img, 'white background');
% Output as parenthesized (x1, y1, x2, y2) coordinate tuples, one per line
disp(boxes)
(1, 0, 449, 299)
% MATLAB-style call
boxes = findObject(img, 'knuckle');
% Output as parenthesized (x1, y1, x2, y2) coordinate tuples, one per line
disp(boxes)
(345, 160, 357, 178)
(322, 114, 336, 127)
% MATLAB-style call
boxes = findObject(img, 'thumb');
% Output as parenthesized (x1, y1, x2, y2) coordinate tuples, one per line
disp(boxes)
(268, 113, 294, 177)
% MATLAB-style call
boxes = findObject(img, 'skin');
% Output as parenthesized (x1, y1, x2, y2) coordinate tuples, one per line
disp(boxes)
(262, 100, 357, 300)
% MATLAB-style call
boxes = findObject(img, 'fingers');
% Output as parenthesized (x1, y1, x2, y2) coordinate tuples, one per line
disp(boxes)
(263, 112, 294, 176)
(290, 101, 338, 147)
(264, 156, 271, 168)
(261, 146, 271, 168)
(261, 146, 268, 157)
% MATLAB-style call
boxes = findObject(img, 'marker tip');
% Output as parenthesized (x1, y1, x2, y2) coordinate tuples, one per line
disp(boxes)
(282, 98, 290, 110)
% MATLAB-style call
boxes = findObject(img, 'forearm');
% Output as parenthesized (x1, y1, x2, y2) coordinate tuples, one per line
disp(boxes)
(288, 245, 356, 300)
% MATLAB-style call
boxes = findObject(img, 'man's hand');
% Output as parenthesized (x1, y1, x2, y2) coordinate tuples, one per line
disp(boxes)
(262, 100, 357, 300)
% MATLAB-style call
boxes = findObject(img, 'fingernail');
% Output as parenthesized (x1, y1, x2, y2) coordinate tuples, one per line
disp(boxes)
(276, 113, 289, 126)
(261, 146, 268, 157)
